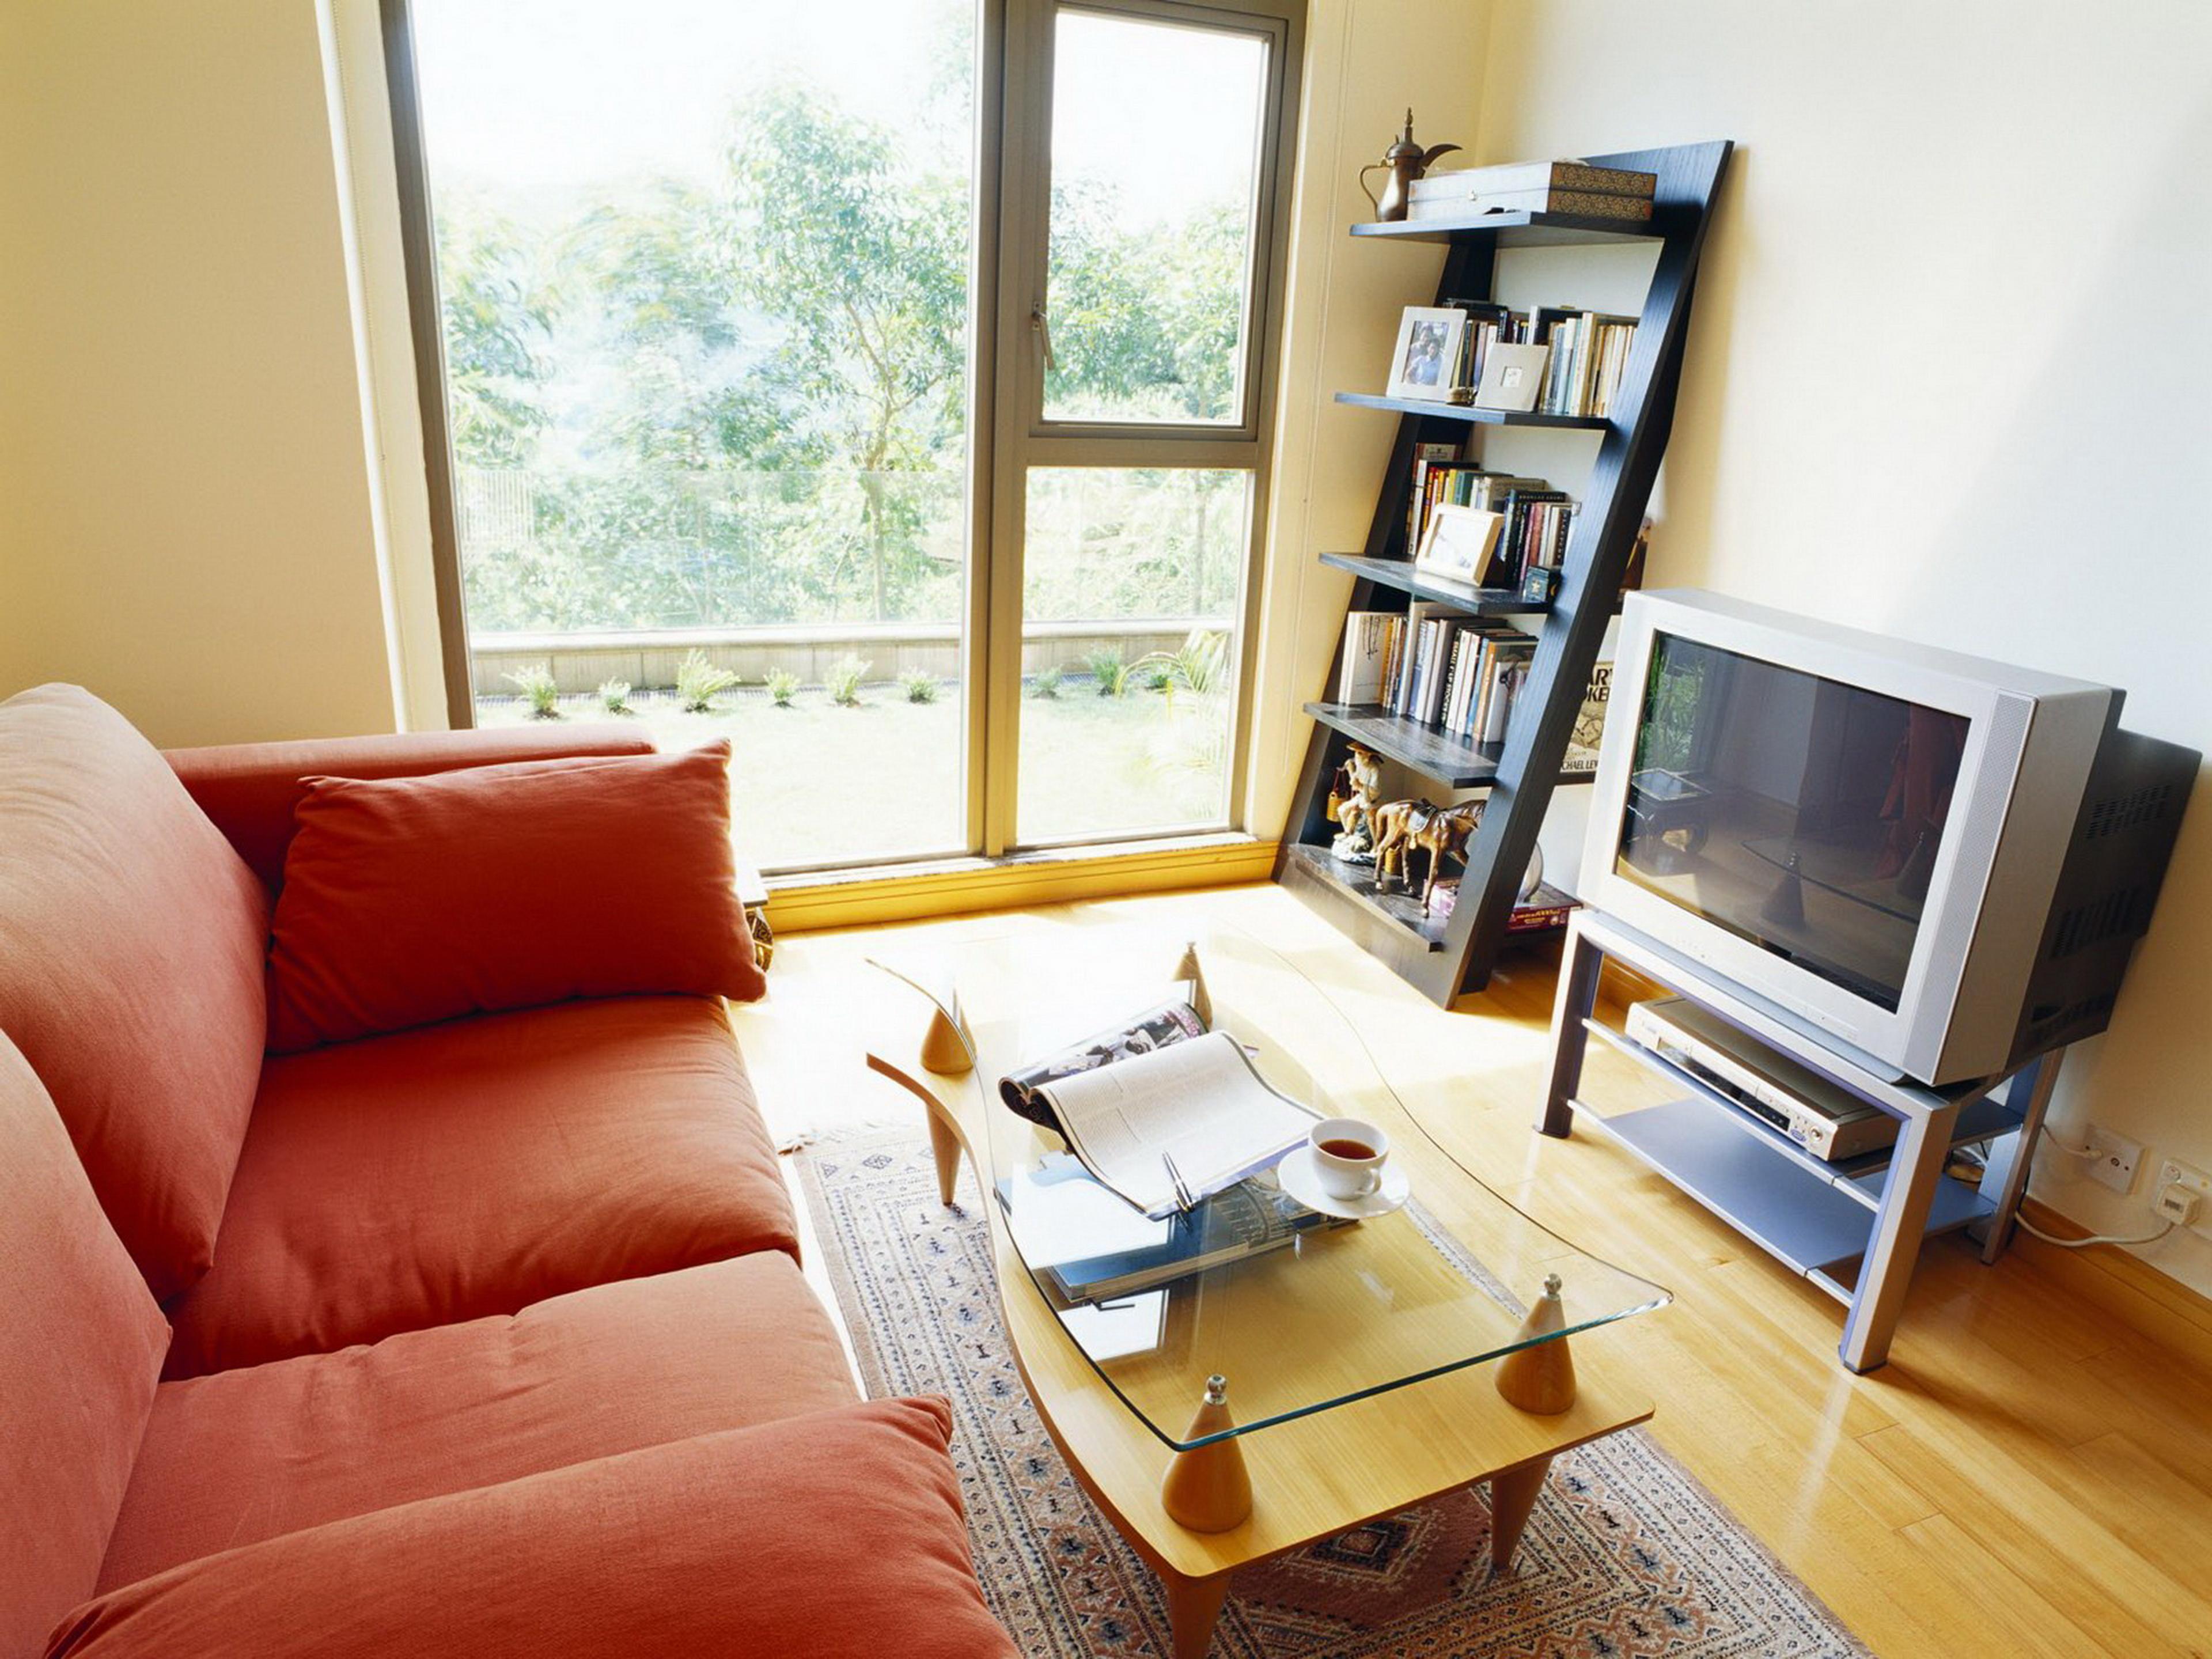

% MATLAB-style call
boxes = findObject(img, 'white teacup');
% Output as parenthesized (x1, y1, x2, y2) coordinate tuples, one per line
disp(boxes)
(1309, 1116, 1390, 1200)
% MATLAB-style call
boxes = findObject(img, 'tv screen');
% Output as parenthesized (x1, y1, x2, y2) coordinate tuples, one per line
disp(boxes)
(1614, 632, 1971, 1012)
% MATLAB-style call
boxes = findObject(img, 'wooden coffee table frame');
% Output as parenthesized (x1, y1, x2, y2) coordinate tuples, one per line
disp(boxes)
(869, 1035, 1654, 1658)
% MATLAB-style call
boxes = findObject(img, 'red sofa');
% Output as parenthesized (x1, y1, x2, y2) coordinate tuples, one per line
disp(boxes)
(0, 686, 1016, 1659)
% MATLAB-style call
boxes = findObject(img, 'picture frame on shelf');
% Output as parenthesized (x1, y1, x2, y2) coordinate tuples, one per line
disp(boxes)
(1385, 306, 1467, 402)
(1472, 340, 1550, 412)
(1413, 502, 1503, 582)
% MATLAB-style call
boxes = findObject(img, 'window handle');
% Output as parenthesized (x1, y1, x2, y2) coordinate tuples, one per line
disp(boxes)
(1031, 303, 1056, 372)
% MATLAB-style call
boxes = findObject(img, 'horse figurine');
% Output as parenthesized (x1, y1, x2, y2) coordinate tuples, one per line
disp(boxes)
(1370, 797, 1486, 907)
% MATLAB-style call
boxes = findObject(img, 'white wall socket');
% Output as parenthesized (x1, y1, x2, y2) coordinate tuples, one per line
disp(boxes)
(2156, 1157, 2212, 1228)
(2083, 1126, 2143, 1194)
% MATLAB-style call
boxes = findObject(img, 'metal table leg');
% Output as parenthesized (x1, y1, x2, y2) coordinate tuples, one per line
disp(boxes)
(1839, 1096, 1962, 1372)
(1976, 1052, 2061, 1263)
(1541, 920, 1604, 1139)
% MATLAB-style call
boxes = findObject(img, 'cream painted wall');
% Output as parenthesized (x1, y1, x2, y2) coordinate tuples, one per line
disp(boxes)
(1461, 0, 2212, 1290)
(1247, 0, 1491, 833)
(0, 1, 399, 747)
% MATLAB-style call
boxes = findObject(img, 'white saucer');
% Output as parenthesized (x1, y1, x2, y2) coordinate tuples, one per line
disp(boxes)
(1275, 1145, 1411, 1219)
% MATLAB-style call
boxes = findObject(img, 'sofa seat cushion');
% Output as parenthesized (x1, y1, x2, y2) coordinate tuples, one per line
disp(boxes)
(0, 1033, 172, 1659)
(100, 1252, 855, 1591)
(0, 684, 269, 1300)
(52, 1399, 1016, 1659)
(164, 996, 798, 1378)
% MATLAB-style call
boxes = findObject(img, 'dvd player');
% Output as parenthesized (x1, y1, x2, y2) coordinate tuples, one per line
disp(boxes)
(1623, 997, 1900, 1162)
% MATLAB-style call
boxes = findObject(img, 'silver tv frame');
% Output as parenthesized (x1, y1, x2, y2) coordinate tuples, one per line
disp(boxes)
(1580, 590, 2116, 1086)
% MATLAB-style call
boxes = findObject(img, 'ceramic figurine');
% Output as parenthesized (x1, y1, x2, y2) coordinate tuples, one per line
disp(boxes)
(1327, 743, 1385, 864)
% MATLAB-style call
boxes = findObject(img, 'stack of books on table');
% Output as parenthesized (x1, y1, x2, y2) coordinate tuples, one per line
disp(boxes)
(1407, 158, 1657, 224)
(998, 1158, 1342, 1305)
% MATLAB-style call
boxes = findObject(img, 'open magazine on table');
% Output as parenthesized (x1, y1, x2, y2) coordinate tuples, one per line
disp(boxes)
(999, 1004, 1316, 1220)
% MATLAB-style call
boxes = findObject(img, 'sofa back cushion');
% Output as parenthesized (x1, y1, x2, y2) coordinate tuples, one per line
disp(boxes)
(265, 742, 767, 1051)
(165, 726, 657, 893)
(0, 685, 270, 1300)
(0, 1030, 171, 1658)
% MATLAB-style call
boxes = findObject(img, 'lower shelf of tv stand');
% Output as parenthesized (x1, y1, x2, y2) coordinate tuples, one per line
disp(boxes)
(1569, 1096, 1993, 1292)
(1580, 1015, 2027, 1204)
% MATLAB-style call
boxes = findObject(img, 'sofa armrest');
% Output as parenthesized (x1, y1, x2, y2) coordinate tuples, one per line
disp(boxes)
(165, 725, 654, 891)
(49, 1397, 1016, 1659)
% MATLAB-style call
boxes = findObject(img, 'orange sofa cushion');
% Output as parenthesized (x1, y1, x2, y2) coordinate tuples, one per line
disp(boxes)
(165, 725, 656, 892)
(265, 741, 766, 1051)
(164, 997, 797, 1378)
(48, 1399, 1017, 1659)
(102, 1253, 855, 1590)
(0, 685, 268, 1299)
(0, 1033, 171, 1659)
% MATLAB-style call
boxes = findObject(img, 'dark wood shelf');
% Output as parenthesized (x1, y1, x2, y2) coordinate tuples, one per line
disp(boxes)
(1277, 141, 1733, 1004)
(1351, 211, 1661, 248)
(1280, 844, 1581, 955)
(1281, 842, 1448, 949)
(1332, 391, 1609, 430)
(1301, 701, 1599, 789)
(1317, 554, 1548, 613)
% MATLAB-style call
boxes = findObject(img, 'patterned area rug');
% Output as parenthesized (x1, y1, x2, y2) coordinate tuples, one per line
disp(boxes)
(795, 1130, 1868, 1659)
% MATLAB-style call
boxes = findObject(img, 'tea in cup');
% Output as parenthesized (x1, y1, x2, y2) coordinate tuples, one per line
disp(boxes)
(1309, 1116, 1390, 1200)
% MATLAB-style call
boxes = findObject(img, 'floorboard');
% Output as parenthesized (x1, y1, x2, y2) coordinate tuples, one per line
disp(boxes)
(729, 882, 2212, 1659)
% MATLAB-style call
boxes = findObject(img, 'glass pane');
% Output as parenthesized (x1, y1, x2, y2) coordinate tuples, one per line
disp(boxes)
(877, 921, 1670, 1448)
(1041, 10, 1267, 425)
(414, 0, 978, 869)
(1017, 467, 1247, 842)
(1615, 632, 1971, 1010)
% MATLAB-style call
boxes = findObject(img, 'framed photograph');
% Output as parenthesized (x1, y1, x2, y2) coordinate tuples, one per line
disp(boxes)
(1385, 306, 1467, 402)
(1414, 502, 1504, 582)
(1472, 341, 1550, 412)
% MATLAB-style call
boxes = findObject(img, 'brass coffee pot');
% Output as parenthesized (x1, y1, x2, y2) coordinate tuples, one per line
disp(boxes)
(1358, 109, 1461, 222)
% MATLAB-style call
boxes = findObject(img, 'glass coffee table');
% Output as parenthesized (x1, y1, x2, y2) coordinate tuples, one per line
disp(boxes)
(868, 920, 1666, 1659)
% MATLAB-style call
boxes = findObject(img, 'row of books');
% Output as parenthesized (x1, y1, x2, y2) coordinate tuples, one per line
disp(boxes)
(1338, 608, 1539, 744)
(1336, 604, 1618, 760)
(1537, 309, 1638, 419)
(1406, 446, 1576, 601)
(1406, 158, 1656, 224)
(1428, 300, 1636, 419)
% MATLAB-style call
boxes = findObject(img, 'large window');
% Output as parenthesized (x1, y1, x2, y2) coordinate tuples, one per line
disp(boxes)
(388, 0, 1298, 870)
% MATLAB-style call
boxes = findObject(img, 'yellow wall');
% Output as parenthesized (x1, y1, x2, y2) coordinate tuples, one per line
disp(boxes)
(1245, 0, 1489, 833)
(1460, 0, 2212, 1291)
(0, 1, 398, 746)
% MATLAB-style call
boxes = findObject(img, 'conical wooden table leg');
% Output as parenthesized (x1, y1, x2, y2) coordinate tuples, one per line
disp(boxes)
(1488, 1453, 1554, 1570)
(1160, 1568, 1230, 1659)
(923, 1104, 963, 1207)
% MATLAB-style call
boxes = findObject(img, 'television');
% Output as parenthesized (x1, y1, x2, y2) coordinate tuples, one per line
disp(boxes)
(1581, 590, 2196, 1086)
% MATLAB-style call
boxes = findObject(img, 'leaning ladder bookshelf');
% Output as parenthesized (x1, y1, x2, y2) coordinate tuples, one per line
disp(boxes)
(1275, 141, 1733, 1004)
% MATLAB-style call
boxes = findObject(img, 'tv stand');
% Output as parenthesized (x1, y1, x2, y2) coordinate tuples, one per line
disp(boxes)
(1543, 908, 2061, 1372)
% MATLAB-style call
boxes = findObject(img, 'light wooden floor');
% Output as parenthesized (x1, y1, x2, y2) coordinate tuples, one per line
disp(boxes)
(728, 883, 2212, 1659)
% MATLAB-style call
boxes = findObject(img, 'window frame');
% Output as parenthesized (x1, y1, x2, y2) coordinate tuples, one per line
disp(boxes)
(984, 0, 1303, 855)
(381, 0, 1302, 869)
